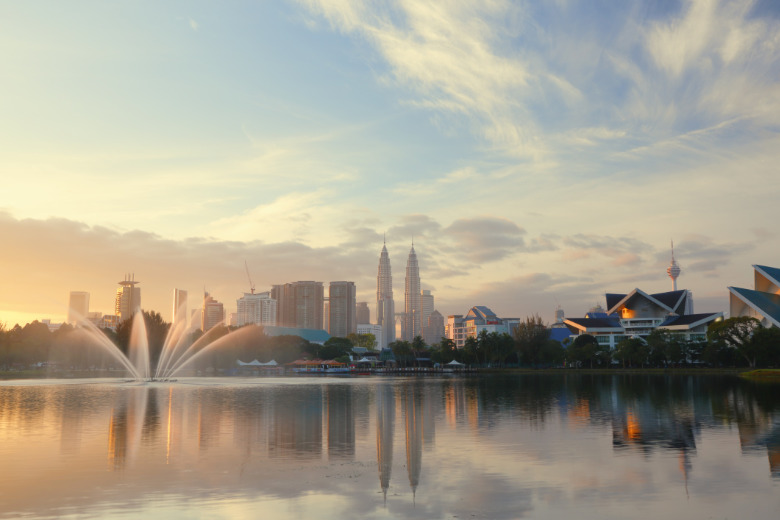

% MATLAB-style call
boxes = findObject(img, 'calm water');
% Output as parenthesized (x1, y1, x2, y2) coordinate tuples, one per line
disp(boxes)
(0, 375, 778, 519)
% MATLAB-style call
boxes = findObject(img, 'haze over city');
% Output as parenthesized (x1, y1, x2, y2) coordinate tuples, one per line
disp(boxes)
(2, 0, 779, 327)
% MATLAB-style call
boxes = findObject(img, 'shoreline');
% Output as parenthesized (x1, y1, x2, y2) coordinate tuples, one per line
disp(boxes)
(1, 366, 768, 381)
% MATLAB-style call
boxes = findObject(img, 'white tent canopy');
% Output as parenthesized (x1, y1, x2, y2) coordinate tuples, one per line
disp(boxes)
(446, 359, 465, 366)
(237, 359, 278, 366)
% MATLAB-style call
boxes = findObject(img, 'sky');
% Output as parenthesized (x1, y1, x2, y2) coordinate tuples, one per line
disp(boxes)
(1, 0, 779, 328)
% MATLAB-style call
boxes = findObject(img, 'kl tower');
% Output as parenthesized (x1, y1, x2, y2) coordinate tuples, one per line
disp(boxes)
(667, 241, 681, 291)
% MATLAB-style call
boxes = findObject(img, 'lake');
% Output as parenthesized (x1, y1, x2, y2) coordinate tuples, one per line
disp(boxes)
(0, 374, 778, 519)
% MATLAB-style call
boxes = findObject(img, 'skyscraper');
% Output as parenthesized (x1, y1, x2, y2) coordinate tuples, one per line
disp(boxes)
(376, 239, 395, 348)
(421, 290, 434, 331)
(68, 291, 90, 324)
(272, 281, 324, 329)
(356, 302, 370, 325)
(115, 274, 141, 322)
(404, 243, 421, 341)
(202, 292, 224, 332)
(236, 291, 277, 327)
(328, 281, 356, 338)
(172, 289, 188, 327)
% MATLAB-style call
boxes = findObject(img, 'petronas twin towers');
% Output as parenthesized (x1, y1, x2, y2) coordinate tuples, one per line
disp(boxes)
(376, 238, 421, 347)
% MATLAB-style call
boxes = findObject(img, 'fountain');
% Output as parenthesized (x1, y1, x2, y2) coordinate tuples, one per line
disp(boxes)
(70, 308, 253, 381)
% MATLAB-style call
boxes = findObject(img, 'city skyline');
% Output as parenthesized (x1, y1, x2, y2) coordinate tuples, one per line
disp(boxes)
(2, 1, 779, 327)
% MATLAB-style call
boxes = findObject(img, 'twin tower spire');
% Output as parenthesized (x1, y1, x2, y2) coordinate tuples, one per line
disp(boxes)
(376, 238, 421, 348)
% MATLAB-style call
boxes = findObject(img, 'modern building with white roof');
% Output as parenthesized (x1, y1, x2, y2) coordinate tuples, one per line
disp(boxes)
(564, 289, 722, 349)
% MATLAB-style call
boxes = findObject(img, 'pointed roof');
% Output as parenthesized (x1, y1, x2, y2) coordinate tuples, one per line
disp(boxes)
(658, 313, 722, 330)
(606, 288, 674, 315)
(728, 286, 780, 328)
(755, 265, 780, 289)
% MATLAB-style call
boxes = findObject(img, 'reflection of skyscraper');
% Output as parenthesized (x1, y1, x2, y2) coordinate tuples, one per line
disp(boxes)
(404, 244, 421, 341)
(376, 383, 395, 504)
(115, 274, 141, 322)
(172, 289, 187, 327)
(377, 240, 395, 348)
(269, 386, 323, 457)
(326, 385, 355, 459)
(68, 291, 89, 324)
(404, 384, 423, 497)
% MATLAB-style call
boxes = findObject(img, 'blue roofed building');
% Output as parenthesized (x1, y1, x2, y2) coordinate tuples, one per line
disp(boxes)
(728, 265, 780, 328)
(445, 306, 520, 348)
(564, 289, 722, 350)
(262, 326, 331, 345)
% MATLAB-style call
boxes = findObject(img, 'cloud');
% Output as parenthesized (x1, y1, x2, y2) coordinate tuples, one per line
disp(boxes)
(444, 217, 525, 263)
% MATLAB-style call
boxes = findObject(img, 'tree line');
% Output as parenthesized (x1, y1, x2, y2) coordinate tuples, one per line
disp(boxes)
(1, 312, 779, 373)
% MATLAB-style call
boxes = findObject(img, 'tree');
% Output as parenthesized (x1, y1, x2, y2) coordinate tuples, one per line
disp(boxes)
(708, 317, 762, 368)
(614, 337, 649, 368)
(389, 340, 414, 367)
(346, 332, 377, 350)
(431, 338, 458, 364)
(747, 326, 780, 367)
(568, 334, 599, 368)
(319, 337, 353, 360)
(513, 314, 549, 366)
(646, 329, 683, 367)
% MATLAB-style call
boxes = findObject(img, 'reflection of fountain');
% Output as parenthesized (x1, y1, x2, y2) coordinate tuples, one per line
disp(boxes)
(73, 309, 252, 381)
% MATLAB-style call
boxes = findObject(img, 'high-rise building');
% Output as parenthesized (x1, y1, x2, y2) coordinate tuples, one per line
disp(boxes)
(356, 302, 370, 325)
(237, 291, 277, 327)
(68, 291, 90, 324)
(202, 292, 224, 332)
(403, 244, 421, 341)
(421, 290, 434, 331)
(272, 281, 324, 330)
(423, 309, 445, 345)
(329, 281, 356, 338)
(271, 283, 295, 327)
(172, 289, 188, 327)
(376, 240, 395, 348)
(115, 274, 141, 322)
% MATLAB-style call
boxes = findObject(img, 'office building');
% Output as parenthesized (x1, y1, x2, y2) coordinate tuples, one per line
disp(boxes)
(403, 243, 421, 341)
(376, 239, 395, 348)
(202, 292, 225, 332)
(356, 302, 370, 325)
(68, 291, 90, 324)
(115, 274, 141, 322)
(329, 281, 356, 338)
(237, 291, 277, 327)
(172, 289, 188, 327)
(272, 281, 324, 330)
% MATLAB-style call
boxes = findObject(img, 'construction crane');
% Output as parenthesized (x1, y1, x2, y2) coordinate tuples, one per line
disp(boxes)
(244, 260, 255, 294)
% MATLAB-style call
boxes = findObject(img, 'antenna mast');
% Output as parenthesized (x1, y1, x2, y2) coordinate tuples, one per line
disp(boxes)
(244, 260, 256, 294)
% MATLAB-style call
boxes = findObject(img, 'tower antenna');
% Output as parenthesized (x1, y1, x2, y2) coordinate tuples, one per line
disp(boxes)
(667, 240, 681, 291)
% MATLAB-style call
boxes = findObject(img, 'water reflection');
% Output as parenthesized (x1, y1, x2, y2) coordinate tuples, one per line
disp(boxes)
(0, 375, 778, 519)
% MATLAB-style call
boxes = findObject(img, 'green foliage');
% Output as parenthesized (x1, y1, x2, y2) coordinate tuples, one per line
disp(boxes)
(566, 334, 610, 368)
(346, 332, 377, 350)
(708, 317, 763, 367)
(389, 340, 414, 367)
(513, 314, 550, 366)
(614, 337, 649, 368)
(319, 336, 353, 360)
